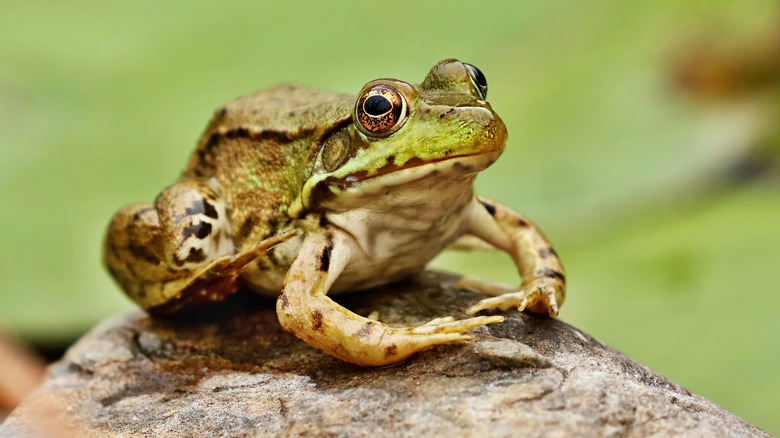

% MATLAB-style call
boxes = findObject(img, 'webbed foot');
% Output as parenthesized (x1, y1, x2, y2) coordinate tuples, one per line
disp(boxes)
(464, 277, 564, 317)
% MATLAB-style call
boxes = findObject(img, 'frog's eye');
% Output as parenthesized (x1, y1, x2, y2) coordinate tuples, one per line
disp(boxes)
(355, 85, 408, 136)
(464, 63, 488, 99)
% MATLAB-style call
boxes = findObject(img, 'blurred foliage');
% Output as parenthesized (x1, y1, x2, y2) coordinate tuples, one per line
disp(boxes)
(1, 0, 778, 433)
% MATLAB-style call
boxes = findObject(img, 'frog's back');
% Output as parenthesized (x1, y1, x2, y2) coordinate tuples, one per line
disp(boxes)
(182, 84, 353, 246)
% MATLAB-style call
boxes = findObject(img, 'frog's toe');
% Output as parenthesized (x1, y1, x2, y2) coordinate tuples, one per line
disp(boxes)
(412, 331, 476, 345)
(467, 281, 562, 317)
(409, 315, 503, 335)
(422, 316, 456, 326)
(523, 281, 564, 316)
(545, 291, 560, 317)
(467, 292, 529, 314)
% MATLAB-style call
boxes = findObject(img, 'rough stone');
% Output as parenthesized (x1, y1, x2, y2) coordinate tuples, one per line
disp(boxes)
(0, 272, 769, 437)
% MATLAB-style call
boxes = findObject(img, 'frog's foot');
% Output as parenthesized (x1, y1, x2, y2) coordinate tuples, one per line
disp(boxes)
(279, 291, 504, 366)
(408, 315, 502, 335)
(466, 277, 564, 317)
(369, 315, 504, 362)
(422, 316, 455, 326)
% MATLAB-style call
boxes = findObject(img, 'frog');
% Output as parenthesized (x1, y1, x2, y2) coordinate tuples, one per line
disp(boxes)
(103, 59, 566, 366)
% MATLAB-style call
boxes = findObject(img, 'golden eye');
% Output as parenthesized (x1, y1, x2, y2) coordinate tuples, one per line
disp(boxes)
(355, 85, 407, 136)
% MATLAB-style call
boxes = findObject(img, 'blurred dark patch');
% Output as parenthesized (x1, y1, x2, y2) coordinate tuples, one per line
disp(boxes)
(29, 341, 74, 363)
(669, 13, 780, 190)
(164, 287, 274, 325)
(725, 148, 779, 184)
(670, 19, 780, 99)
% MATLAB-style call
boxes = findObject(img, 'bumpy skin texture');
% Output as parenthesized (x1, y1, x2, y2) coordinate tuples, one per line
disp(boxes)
(104, 59, 566, 366)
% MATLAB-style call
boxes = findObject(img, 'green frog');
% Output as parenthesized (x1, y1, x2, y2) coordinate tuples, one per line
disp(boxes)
(104, 59, 566, 366)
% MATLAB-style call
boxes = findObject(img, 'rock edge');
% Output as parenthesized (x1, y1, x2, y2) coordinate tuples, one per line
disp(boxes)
(0, 272, 769, 438)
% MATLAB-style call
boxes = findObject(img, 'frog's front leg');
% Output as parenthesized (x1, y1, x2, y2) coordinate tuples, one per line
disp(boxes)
(276, 230, 503, 366)
(104, 179, 298, 314)
(462, 197, 566, 317)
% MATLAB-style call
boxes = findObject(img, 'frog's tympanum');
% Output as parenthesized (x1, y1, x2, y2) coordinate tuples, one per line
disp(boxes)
(104, 60, 566, 366)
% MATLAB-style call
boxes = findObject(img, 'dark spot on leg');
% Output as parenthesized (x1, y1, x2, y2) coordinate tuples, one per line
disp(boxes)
(206, 133, 221, 151)
(255, 255, 274, 271)
(185, 247, 206, 264)
(318, 234, 334, 272)
(278, 294, 289, 310)
(197, 134, 222, 169)
(182, 221, 212, 240)
(353, 322, 374, 339)
(478, 199, 496, 216)
(238, 216, 259, 241)
(128, 244, 160, 265)
(535, 267, 565, 283)
(538, 247, 558, 259)
(203, 201, 219, 219)
(132, 206, 155, 222)
(185, 199, 219, 219)
(267, 246, 283, 267)
(384, 344, 397, 357)
(311, 310, 323, 331)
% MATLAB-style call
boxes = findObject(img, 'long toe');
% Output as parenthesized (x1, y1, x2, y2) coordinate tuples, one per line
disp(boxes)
(410, 315, 503, 335)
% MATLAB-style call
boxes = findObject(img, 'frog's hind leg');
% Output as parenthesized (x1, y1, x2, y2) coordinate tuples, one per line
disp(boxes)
(276, 229, 503, 366)
(104, 180, 298, 314)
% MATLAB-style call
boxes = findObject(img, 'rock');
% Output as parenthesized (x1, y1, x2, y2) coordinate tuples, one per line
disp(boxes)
(0, 271, 769, 437)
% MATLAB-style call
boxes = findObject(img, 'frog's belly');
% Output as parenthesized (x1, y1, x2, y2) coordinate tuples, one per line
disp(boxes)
(329, 226, 460, 294)
(326, 177, 475, 294)
(242, 205, 468, 297)
(243, 172, 476, 296)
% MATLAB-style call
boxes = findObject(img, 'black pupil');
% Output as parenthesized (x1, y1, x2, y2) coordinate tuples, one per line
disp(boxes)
(364, 95, 392, 116)
(465, 64, 487, 93)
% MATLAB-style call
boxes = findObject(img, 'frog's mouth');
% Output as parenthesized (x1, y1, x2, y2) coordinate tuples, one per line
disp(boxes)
(309, 148, 504, 201)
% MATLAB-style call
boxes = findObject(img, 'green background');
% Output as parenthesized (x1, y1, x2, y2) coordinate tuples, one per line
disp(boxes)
(1, 0, 778, 433)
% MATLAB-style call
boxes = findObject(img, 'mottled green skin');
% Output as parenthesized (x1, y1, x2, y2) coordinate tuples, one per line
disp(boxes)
(182, 84, 354, 247)
(182, 60, 505, 257)
(105, 59, 509, 312)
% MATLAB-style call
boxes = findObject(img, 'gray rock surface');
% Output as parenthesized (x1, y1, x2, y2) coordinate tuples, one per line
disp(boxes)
(0, 272, 769, 437)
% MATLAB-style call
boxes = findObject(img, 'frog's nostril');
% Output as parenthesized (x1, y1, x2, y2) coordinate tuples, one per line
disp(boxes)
(439, 108, 456, 119)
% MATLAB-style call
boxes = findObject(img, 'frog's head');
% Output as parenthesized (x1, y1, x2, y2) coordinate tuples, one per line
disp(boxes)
(302, 59, 507, 211)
